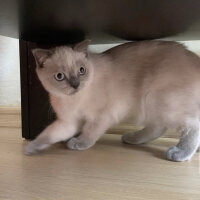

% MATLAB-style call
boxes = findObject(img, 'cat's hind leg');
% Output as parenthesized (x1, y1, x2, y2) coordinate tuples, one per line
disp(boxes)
(122, 125, 166, 145)
(167, 120, 200, 162)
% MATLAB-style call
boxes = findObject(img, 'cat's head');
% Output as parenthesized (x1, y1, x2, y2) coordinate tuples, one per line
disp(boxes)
(32, 40, 93, 97)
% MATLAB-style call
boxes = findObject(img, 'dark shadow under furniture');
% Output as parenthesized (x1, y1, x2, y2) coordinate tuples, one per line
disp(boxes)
(1, 0, 200, 139)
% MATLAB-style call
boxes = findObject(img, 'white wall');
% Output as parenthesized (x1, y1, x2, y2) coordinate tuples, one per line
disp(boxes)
(0, 35, 20, 106)
(0, 35, 200, 107)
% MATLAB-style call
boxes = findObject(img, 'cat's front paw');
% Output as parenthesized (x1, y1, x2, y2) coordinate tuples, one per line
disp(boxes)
(25, 141, 40, 155)
(167, 146, 192, 162)
(25, 141, 49, 155)
(66, 137, 93, 150)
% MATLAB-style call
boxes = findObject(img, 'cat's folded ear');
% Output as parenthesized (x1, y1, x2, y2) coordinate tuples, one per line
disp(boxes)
(32, 48, 52, 68)
(73, 39, 91, 56)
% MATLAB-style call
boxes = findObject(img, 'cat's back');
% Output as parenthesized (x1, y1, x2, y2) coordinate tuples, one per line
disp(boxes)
(100, 40, 200, 96)
(103, 40, 200, 73)
(104, 40, 188, 59)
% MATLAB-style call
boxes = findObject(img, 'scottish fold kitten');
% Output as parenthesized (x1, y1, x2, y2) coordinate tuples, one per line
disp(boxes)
(26, 40, 200, 162)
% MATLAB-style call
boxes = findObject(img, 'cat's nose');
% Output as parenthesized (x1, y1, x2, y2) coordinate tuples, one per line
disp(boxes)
(69, 77, 80, 89)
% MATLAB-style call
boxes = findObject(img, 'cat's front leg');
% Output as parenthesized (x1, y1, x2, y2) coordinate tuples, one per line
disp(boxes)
(25, 120, 77, 155)
(67, 118, 111, 150)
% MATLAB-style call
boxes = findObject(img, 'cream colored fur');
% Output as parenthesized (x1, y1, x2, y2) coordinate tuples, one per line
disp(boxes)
(26, 40, 200, 162)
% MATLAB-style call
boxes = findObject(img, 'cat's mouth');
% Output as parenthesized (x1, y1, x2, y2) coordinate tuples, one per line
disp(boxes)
(67, 88, 79, 95)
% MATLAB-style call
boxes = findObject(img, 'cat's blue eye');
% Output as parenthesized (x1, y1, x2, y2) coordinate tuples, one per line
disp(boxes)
(55, 72, 65, 81)
(79, 66, 86, 75)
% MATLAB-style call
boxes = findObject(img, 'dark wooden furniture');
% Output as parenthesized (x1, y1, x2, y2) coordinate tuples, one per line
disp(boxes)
(1, 0, 200, 139)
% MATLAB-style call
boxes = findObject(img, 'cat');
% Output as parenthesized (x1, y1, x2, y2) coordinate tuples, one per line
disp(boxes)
(25, 39, 200, 162)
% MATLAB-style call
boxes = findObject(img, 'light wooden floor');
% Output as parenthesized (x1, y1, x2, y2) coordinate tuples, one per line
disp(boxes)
(0, 127, 200, 200)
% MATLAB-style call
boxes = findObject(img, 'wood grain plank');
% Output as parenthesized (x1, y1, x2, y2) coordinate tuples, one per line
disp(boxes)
(0, 127, 199, 200)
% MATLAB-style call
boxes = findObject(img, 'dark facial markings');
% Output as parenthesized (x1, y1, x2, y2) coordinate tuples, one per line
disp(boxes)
(68, 76, 80, 89)
(54, 62, 87, 90)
